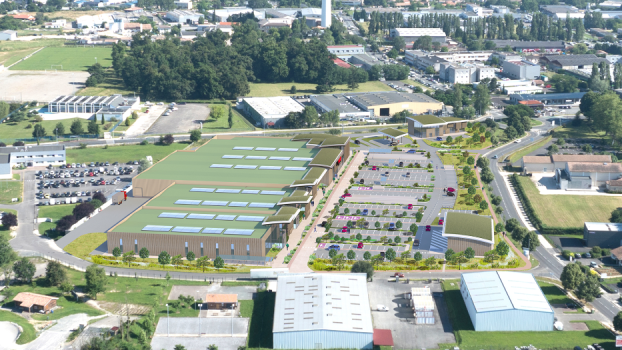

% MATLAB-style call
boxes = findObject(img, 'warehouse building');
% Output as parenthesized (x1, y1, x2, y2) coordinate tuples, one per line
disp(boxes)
(439, 62, 495, 84)
(345, 92, 443, 119)
(273, 273, 373, 349)
(48, 95, 140, 115)
(584, 222, 622, 248)
(165, 10, 204, 23)
(442, 211, 494, 256)
(406, 115, 467, 138)
(327, 45, 365, 59)
(389, 28, 446, 43)
(502, 60, 541, 80)
(521, 154, 612, 173)
(310, 94, 371, 120)
(461, 271, 554, 331)
(488, 40, 566, 52)
(509, 92, 586, 104)
(112, 135, 350, 263)
(240, 97, 305, 127)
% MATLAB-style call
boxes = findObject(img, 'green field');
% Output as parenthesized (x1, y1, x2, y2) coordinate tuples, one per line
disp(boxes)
(0, 208, 18, 239)
(0, 116, 91, 140)
(552, 124, 607, 141)
(64, 232, 107, 258)
(441, 280, 616, 350)
(38, 204, 76, 239)
(537, 281, 572, 305)
(0, 179, 22, 205)
(506, 135, 552, 164)
(65, 142, 188, 164)
(516, 176, 622, 228)
(247, 81, 392, 97)
(0, 39, 66, 67)
(200, 104, 255, 132)
(10, 47, 112, 72)
(0, 310, 37, 344)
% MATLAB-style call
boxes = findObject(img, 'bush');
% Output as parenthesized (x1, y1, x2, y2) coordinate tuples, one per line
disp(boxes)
(160, 134, 174, 145)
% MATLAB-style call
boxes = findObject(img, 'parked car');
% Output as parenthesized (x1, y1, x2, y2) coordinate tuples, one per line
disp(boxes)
(407, 204, 413, 210)
(436, 137, 443, 141)
(590, 261, 599, 268)
(372, 166, 377, 170)
(389, 222, 396, 230)
(438, 219, 444, 225)
(357, 242, 364, 249)
(406, 149, 416, 154)
(377, 305, 389, 312)
(413, 239, 420, 246)
(341, 193, 352, 198)
(425, 225, 431, 231)
(514, 139, 522, 143)
(328, 245, 341, 251)
(584, 252, 592, 258)
(362, 209, 368, 215)
(393, 272, 405, 278)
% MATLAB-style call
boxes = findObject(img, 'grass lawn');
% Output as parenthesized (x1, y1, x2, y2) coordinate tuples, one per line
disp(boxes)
(537, 281, 572, 305)
(0, 310, 37, 344)
(243, 291, 275, 348)
(531, 119, 543, 126)
(0, 115, 91, 141)
(76, 69, 136, 97)
(64, 232, 106, 258)
(441, 280, 616, 350)
(221, 281, 264, 287)
(0, 179, 22, 205)
(38, 204, 75, 239)
(516, 176, 622, 227)
(247, 81, 392, 97)
(0, 39, 66, 66)
(65, 142, 189, 164)
(0, 47, 41, 67)
(506, 135, 552, 164)
(201, 104, 255, 132)
(10, 46, 112, 72)
(438, 152, 465, 166)
(552, 124, 607, 141)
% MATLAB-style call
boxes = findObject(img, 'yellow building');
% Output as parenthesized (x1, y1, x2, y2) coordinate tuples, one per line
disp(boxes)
(344, 92, 444, 119)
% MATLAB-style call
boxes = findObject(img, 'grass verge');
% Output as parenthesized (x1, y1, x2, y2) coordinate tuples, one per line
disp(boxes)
(221, 281, 264, 287)
(0, 310, 37, 344)
(0, 179, 22, 205)
(505, 135, 552, 164)
(64, 232, 107, 258)
(248, 81, 391, 97)
(38, 204, 75, 240)
(537, 281, 572, 305)
(0, 115, 91, 141)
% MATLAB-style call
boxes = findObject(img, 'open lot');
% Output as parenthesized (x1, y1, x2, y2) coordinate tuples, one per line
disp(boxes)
(147, 104, 209, 135)
(169, 283, 256, 301)
(75, 69, 135, 97)
(10, 47, 112, 71)
(0, 70, 88, 103)
(247, 81, 392, 97)
(517, 176, 622, 228)
(0, 115, 91, 141)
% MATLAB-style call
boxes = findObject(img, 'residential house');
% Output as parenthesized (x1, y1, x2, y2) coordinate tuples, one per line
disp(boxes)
(12, 292, 58, 313)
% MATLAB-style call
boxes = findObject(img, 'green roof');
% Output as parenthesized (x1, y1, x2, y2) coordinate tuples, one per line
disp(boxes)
(408, 115, 445, 125)
(111, 209, 269, 238)
(278, 196, 311, 204)
(292, 133, 333, 145)
(291, 190, 308, 196)
(263, 206, 300, 224)
(135, 137, 318, 184)
(309, 148, 343, 168)
(320, 136, 350, 147)
(291, 167, 327, 186)
(379, 128, 408, 138)
(443, 212, 493, 242)
(440, 117, 466, 122)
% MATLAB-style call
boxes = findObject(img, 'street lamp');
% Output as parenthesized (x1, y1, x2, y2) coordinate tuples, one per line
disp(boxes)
(166, 304, 169, 337)
(198, 303, 203, 336)
(55, 128, 58, 142)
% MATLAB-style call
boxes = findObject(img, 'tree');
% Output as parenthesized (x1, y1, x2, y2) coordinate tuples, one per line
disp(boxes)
(351, 260, 374, 280)
(13, 257, 35, 283)
(445, 248, 455, 261)
(32, 124, 46, 144)
(290, 85, 297, 94)
(160, 134, 175, 145)
(363, 251, 371, 261)
(392, 36, 406, 51)
(93, 192, 106, 203)
(214, 256, 224, 270)
(87, 119, 100, 136)
(473, 83, 491, 115)
(611, 208, 622, 223)
(139, 247, 149, 261)
(346, 250, 355, 260)
(90, 199, 103, 209)
(332, 253, 346, 270)
(561, 262, 585, 290)
(425, 66, 435, 75)
(210, 105, 225, 120)
(414, 251, 423, 262)
(495, 223, 505, 233)
(476, 157, 489, 169)
(190, 129, 202, 143)
(187, 251, 196, 261)
(479, 201, 489, 210)
(171, 254, 183, 266)
(60, 281, 74, 295)
(551, 74, 579, 93)
(496, 241, 509, 256)
(46, 261, 67, 286)
(158, 251, 171, 268)
(576, 273, 601, 301)
(522, 231, 540, 251)
(122, 251, 136, 266)
(505, 218, 519, 233)
(112, 247, 122, 257)
(54, 122, 65, 136)
(196, 256, 210, 272)
(138, 158, 150, 173)
(73, 202, 94, 220)
(464, 247, 475, 259)
(85, 264, 107, 299)
(1, 213, 17, 228)
(385, 248, 396, 262)
(548, 144, 559, 155)
(174, 345, 187, 350)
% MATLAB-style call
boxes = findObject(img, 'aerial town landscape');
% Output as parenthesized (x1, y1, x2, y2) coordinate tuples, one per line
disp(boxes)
(4, 0, 622, 348)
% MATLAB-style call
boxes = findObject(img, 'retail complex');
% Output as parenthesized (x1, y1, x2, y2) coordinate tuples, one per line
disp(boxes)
(108, 135, 350, 262)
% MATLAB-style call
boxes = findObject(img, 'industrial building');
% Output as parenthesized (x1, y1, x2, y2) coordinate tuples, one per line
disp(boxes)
(439, 62, 495, 84)
(165, 10, 204, 23)
(0, 145, 66, 178)
(310, 94, 371, 120)
(542, 54, 608, 72)
(442, 211, 494, 256)
(349, 54, 384, 71)
(239, 97, 305, 127)
(405, 50, 494, 70)
(488, 40, 566, 52)
(502, 60, 541, 80)
(503, 85, 544, 95)
(389, 28, 446, 43)
(584, 222, 622, 248)
(344, 92, 443, 119)
(461, 271, 554, 331)
(327, 45, 365, 59)
(48, 95, 140, 116)
(406, 115, 467, 138)
(111, 135, 350, 263)
(273, 273, 373, 349)
(509, 92, 586, 104)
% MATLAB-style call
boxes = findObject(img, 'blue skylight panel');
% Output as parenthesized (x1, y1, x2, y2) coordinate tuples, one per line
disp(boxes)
(190, 188, 215, 192)
(201, 201, 228, 206)
(241, 190, 260, 194)
(215, 215, 236, 221)
(261, 190, 286, 195)
(259, 166, 281, 170)
(158, 212, 187, 219)
(278, 148, 298, 152)
(215, 189, 241, 193)
(246, 156, 267, 160)
(269, 156, 291, 161)
(236, 216, 265, 222)
(249, 202, 276, 208)
(293, 157, 314, 161)
(175, 200, 202, 205)
(142, 225, 172, 232)
(233, 146, 254, 150)
(229, 202, 249, 207)
(234, 165, 257, 169)
(172, 226, 203, 233)
(284, 167, 307, 171)
(210, 164, 233, 168)
(186, 214, 215, 220)
(224, 229, 254, 236)
(255, 147, 276, 151)
(222, 155, 244, 159)
(202, 228, 224, 234)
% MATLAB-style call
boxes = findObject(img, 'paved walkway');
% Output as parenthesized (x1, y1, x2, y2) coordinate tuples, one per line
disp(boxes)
(123, 105, 166, 138)
(286, 151, 365, 272)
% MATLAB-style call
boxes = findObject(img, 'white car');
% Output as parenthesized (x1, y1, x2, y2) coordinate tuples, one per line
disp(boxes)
(377, 305, 389, 312)
(514, 139, 521, 143)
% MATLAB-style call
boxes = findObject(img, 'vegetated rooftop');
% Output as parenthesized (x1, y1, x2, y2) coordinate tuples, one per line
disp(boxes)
(291, 167, 327, 186)
(264, 206, 300, 224)
(440, 117, 464, 122)
(309, 148, 343, 168)
(135, 137, 318, 184)
(379, 128, 408, 138)
(443, 212, 493, 242)
(407, 114, 446, 125)
(292, 133, 333, 145)
(320, 136, 350, 147)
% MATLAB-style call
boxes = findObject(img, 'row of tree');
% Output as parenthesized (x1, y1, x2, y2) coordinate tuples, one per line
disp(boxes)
(503, 104, 533, 140)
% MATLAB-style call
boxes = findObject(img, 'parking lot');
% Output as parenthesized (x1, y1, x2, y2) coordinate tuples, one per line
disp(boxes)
(146, 103, 209, 135)
(314, 242, 409, 259)
(367, 279, 456, 350)
(359, 169, 432, 186)
(340, 204, 423, 217)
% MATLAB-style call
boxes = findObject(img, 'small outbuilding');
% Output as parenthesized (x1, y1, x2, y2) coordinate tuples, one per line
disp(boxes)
(13, 292, 58, 313)
(460, 271, 554, 331)
(583, 222, 622, 248)
(205, 294, 238, 310)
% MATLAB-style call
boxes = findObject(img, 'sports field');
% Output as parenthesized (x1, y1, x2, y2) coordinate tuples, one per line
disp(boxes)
(10, 46, 113, 71)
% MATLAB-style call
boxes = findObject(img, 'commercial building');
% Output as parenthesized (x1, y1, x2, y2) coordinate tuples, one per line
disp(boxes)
(0, 30, 17, 41)
(502, 60, 541, 80)
(509, 92, 586, 104)
(439, 62, 495, 84)
(503, 85, 544, 95)
(521, 154, 622, 189)
(348, 54, 384, 71)
(584, 222, 622, 248)
(406, 115, 467, 138)
(344, 92, 444, 119)
(0, 145, 66, 178)
(13, 292, 58, 314)
(212, 7, 254, 22)
(442, 211, 494, 256)
(165, 10, 204, 23)
(543, 54, 609, 72)
(405, 50, 493, 70)
(488, 40, 566, 52)
(405, 52, 448, 72)
(389, 28, 446, 43)
(205, 294, 238, 309)
(522, 154, 612, 173)
(48, 95, 140, 115)
(310, 94, 371, 120)
(111, 135, 350, 263)
(273, 273, 373, 349)
(460, 271, 554, 331)
(327, 45, 365, 59)
(258, 18, 294, 32)
(239, 97, 305, 127)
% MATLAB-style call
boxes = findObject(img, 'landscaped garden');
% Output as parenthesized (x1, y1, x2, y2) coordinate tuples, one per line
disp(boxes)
(424, 121, 497, 150)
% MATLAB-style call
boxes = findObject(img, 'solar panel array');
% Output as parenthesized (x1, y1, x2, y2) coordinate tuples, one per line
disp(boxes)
(201, 201, 229, 206)
(284, 167, 307, 171)
(202, 227, 224, 234)
(229, 202, 249, 207)
(172, 226, 203, 233)
(187, 213, 216, 220)
(255, 147, 276, 151)
(222, 155, 244, 159)
(175, 200, 202, 205)
(261, 190, 286, 195)
(278, 148, 298, 152)
(269, 156, 290, 161)
(210, 164, 233, 168)
(224, 229, 254, 236)
(245, 156, 267, 160)
(216, 189, 241, 193)
(190, 188, 215, 193)
(236, 216, 265, 222)
(233, 146, 254, 150)
(241, 189, 260, 194)
(259, 166, 281, 170)
(234, 165, 257, 169)
(249, 202, 276, 208)
(293, 157, 314, 161)
(143, 225, 173, 232)
(158, 212, 187, 219)
(215, 215, 236, 221)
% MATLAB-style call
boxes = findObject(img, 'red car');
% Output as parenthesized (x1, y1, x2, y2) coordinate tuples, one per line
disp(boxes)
(341, 193, 352, 198)
(357, 242, 364, 249)
(342, 226, 348, 233)
(447, 187, 455, 193)
(425, 225, 431, 231)
(438, 219, 444, 225)
(407, 204, 413, 210)
(393, 272, 404, 278)
(372, 166, 377, 170)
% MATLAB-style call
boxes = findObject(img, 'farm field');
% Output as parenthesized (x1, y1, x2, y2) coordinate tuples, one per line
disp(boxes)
(10, 47, 112, 71)
(247, 81, 392, 97)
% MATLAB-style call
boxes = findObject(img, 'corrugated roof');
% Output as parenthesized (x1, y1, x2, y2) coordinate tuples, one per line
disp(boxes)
(462, 272, 553, 313)
(567, 162, 622, 173)
(552, 154, 611, 163)
(273, 273, 373, 333)
(585, 222, 622, 232)
(523, 156, 552, 164)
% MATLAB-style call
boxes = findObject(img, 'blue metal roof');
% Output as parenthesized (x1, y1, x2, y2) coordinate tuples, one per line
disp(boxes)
(511, 92, 586, 101)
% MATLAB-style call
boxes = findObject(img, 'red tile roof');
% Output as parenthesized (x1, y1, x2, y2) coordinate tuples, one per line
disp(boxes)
(13, 292, 58, 308)
(373, 329, 394, 346)
(332, 58, 351, 68)
(518, 100, 544, 106)
(11, 14, 35, 20)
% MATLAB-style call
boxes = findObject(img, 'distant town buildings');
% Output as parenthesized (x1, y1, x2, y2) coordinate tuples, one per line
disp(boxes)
(389, 28, 446, 43)
(502, 60, 541, 80)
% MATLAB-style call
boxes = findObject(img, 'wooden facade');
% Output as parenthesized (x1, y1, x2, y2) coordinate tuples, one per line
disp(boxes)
(446, 236, 494, 256)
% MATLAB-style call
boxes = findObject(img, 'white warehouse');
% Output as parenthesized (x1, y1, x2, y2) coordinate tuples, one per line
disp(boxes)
(389, 28, 446, 43)
(460, 271, 554, 332)
(273, 273, 373, 349)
